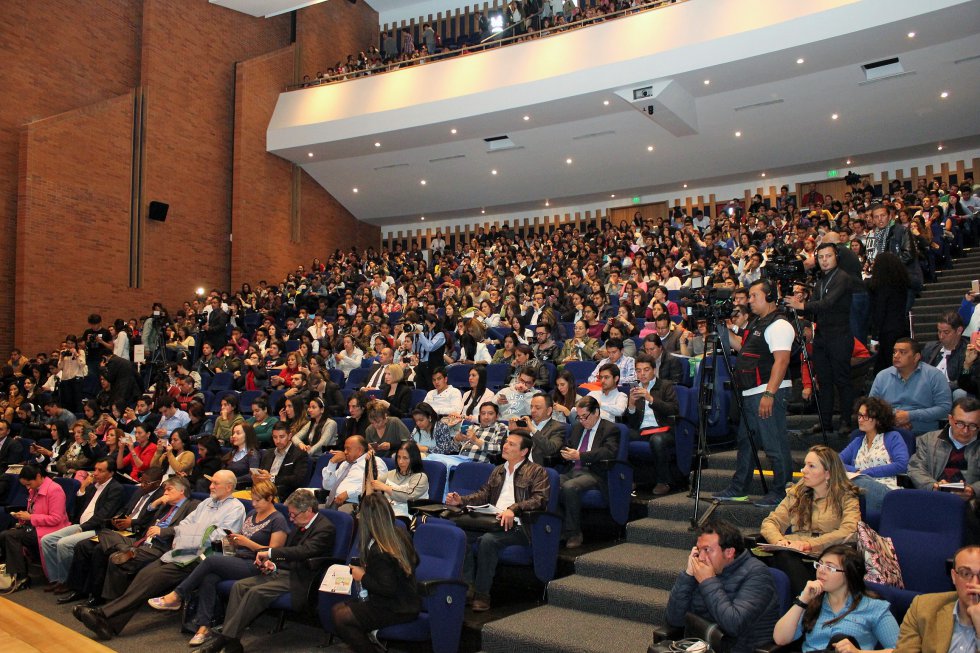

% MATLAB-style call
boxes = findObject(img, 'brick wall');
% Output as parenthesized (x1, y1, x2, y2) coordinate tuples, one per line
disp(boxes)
(297, 0, 381, 80)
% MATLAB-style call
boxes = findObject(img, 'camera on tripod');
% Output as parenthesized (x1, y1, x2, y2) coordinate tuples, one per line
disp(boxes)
(682, 288, 735, 322)
(762, 243, 808, 297)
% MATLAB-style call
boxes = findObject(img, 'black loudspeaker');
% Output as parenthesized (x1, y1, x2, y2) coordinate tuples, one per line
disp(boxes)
(148, 201, 169, 222)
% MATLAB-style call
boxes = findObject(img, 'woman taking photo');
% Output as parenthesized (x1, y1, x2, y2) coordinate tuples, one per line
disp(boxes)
(331, 492, 421, 653)
(760, 445, 860, 596)
(379, 363, 412, 418)
(222, 423, 261, 489)
(409, 402, 455, 455)
(838, 397, 908, 513)
(772, 545, 899, 653)
(33, 422, 70, 474)
(148, 479, 289, 646)
(150, 428, 196, 480)
(292, 397, 339, 455)
(369, 440, 429, 521)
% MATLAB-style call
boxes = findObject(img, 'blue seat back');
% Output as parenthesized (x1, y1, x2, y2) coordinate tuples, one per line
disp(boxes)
(420, 459, 448, 502)
(345, 367, 371, 390)
(484, 363, 510, 390)
(238, 390, 263, 415)
(409, 388, 427, 411)
(446, 364, 473, 390)
(209, 372, 234, 393)
(769, 567, 792, 614)
(317, 508, 355, 561)
(53, 477, 81, 517)
(564, 361, 596, 385)
(447, 462, 493, 497)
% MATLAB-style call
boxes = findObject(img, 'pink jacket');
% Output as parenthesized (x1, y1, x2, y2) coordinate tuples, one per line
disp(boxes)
(26, 477, 70, 551)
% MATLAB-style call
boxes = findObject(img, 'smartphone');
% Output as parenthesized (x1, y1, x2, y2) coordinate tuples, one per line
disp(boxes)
(349, 557, 362, 567)
(972, 279, 979, 294)
(516, 419, 529, 428)
(972, 332, 980, 350)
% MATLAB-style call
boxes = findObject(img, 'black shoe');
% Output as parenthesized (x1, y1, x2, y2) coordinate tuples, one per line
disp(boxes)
(72, 605, 114, 640)
(223, 638, 244, 653)
(197, 635, 228, 653)
(85, 596, 106, 608)
(57, 590, 85, 605)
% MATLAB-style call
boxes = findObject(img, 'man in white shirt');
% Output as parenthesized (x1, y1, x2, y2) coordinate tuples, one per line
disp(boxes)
(320, 436, 388, 513)
(362, 347, 394, 391)
(155, 396, 190, 438)
(587, 363, 628, 422)
(446, 434, 550, 612)
(423, 367, 464, 417)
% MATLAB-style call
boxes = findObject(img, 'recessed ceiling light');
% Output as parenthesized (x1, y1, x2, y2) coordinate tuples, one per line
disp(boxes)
(647, 145, 654, 152)
(845, 159, 852, 165)
(831, 113, 839, 120)
(735, 131, 742, 137)
(610, 194, 616, 198)
(940, 91, 949, 99)
(703, 79, 710, 85)
(481, 209, 485, 214)
(374, 142, 381, 147)
(451, 128, 457, 134)
(796, 58, 805, 64)
(491, 169, 497, 175)
(907, 31, 916, 38)
(761, 172, 767, 177)
(352, 187, 358, 193)
(603, 100, 610, 106)
(683, 184, 688, 188)
(545, 200, 550, 207)
(420, 216, 425, 221)
(523, 115, 530, 121)
(307, 152, 314, 158)
(420, 179, 426, 185)
(566, 158, 573, 165)
(938, 144, 944, 151)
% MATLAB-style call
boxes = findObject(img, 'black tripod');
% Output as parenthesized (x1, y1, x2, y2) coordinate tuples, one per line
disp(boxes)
(783, 303, 829, 446)
(689, 317, 769, 530)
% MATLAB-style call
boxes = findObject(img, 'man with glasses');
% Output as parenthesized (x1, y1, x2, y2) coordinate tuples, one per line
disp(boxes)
(558, 396, 619, 549)
(870, 338, 952, 435)
(664, 519, 779, 653)
(197, 489, 335, 653)
(896, 544, 980, 652)
(532, 323, 560, 363)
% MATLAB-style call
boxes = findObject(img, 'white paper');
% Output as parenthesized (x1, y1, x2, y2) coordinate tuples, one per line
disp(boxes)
(319, 564, 353, 594)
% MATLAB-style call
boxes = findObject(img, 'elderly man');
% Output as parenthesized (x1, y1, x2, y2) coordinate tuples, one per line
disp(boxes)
(665, 519, 779, 653)
(869, 338, 952, 435)
(73, 470, 245, 640)
(446, 433, 549, 612)
(896, 544, 980, 653)
(197, 490, 336, 653)
(320, 435, 389, 513)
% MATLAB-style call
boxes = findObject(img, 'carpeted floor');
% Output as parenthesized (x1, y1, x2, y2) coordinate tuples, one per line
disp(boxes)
(3, 585, 357, 653)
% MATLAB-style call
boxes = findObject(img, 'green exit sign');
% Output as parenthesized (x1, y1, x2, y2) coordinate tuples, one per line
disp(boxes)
(632, 196, 641, 204)
(826, 170, 839, 178)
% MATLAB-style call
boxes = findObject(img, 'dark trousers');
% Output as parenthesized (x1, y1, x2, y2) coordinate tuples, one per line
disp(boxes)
(811, 332, 855, 429)
(630, 428, 680, 486)
(0, 526, 38, 578)
(221, 572, 292, 639)
(101, 558, 192, 634)
(559, 469, 603, 537)
(462, 527, 530, 595)
(174, 554, 259, 628)
(66, 538, 104, 594)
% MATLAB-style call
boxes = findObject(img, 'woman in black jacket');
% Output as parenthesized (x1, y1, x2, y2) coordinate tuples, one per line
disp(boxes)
(332, 492, 420, 652)
(190, 435, 223, 492)
(378, 363, 412, 418)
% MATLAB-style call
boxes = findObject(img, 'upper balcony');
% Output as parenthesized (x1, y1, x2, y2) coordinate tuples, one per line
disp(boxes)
(267, 0, 980, 226)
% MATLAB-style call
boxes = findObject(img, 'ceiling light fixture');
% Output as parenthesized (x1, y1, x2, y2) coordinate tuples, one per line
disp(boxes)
(545, 200, 550, 207)
(831, 113, 839, 120)
(603, 100, 610, 106)
(451, 128, 457, 134)
(420, 179, 426, 185)
(523, 115, 530, 121)
(481, 209, 485, 214)
(940, 91, 949, 99)
(845, 159, 852, 165)
(566, 158, 573, 165)
(374, 142, 381, 147)
(907, 31, 915, 38)
(610, 194, 616, 198)
(703, 79, 710, 85)
(491, 169, 497, 175)
(352, 188, 358, 193)
(735, 131, 742, 137)
(938, 144, 944, 150)
(420, 216, 425, 220)
(761, 172, 767, 177)
(307, 152, 314, 158)
(796, 58, 805, 64)
(647, 145, 654, 152)
(683, 184, 688, 188)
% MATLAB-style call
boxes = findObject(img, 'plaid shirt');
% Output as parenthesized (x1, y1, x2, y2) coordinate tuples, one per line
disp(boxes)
(458, 422, 508, 463)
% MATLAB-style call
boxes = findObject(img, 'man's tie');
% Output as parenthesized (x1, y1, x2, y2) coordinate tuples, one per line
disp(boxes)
(133, 504, 179, 547)
(575, 428, 592, 471)
(327, 463, 351, 505)
(368, 364, 387, 388)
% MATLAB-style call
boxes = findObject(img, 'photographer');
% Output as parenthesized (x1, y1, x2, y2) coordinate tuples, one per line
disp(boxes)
(57, 336, 87, 412)
(786, 243, 855, 435)
(714, 280, 794, 507)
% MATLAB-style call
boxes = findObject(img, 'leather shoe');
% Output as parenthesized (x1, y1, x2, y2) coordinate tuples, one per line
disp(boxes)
(652, 483, 671, 496)
(85, 596, 106, 608)
(73, 606, 114, 640)
(471, 597, 491, 612)
(196, 635, 229, 653)
(57, 591, 85, 605)
(565, 534, 583, 549)
(53, 583, 73, 595)
(109, 549, 136, 565)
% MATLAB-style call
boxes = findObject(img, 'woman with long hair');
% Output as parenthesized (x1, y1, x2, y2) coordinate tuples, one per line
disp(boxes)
(550, 369, 578, 423)
(369, 441, 429, 520)
(456, 366, 495, 423)
(279, 396, 310, 442)
(773, 545, 899, 652)
(221, 422, 261, 489)
(409, 402, 455, 455)
(150, 427, 195, 479)
(148, 479, 289, 646)
(191, 435, 223, 492)
(212, 395, 245, 446)
(331, 492, 421, 653)
(760, 445, 860, 596)
(292, 397, 339, 455)
(839, 397, 908, 513)
(867, 252, 910, 374)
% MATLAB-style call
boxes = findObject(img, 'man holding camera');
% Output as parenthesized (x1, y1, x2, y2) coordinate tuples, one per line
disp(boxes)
(715, 280, 794, 507)
(625, 353, 680, 496)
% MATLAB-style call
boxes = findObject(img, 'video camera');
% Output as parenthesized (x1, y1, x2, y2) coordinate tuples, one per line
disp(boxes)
(762, 243, 808, 296)
(682, 287, 735, 322)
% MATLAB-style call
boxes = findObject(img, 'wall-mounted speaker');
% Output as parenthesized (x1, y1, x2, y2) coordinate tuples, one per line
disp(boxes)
(148, 201, 169, 222)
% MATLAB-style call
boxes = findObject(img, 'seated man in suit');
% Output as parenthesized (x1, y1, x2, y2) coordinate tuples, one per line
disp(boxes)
(252, 421, 310, 500)
(446, 433, 550, 612)
(922, 311, 970, 399)
(59, 468, 166, 606)
(624, 353, 681, 496)
(197, 489, 336, 653)
(362, 346, 394, 391)
(73, 470, 244, 640)
(509, 393, 566, 467)
(0, 418, 24, 500)
(641, 333, 683, 385)
(558, 396, 619, 549)
(896, 544, 980, 652)
(41, 458, 126, 592)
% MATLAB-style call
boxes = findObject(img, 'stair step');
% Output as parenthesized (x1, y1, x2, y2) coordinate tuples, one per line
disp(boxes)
(481, 605, 653, 653)
(548, 574, 672, 623)
(574, 543, 690, 588)
(626, 517, 759, 548)
(644, 492, 772, 525)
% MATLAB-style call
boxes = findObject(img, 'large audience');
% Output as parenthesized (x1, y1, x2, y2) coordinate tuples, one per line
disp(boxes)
(0, 170, 978, 652)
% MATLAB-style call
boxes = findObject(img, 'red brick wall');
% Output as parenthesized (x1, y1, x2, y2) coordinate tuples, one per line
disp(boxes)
(0, 0, 142, 353)
(297, 1, 381, 80)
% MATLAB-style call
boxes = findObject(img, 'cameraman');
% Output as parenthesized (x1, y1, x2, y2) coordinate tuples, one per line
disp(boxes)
(57, 337, 87, 412)
(714, 280, 794, 507)
(786, 242, 854, 435)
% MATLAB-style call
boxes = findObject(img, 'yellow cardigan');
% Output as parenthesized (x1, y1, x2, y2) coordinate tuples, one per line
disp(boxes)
(759, 483, 860, 554)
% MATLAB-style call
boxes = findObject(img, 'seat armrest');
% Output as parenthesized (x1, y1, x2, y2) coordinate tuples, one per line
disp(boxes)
(755, 638, 803, 653)
(652, 623, 683, 643)
(417, 577, 468, 597)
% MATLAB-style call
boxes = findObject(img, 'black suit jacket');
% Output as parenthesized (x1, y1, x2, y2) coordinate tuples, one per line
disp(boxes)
(147, 498, 199, 553)
(359, 531, 421, 617)
(623, 378, 680, 434)
(379, 383, 413, 418)
(269, 513, 336, 611)
(656, 353, 683, 385)
(260, 446, 310, 500)
(531, 418, 567, 467)
(565, 419, 620, 474)
(121, 485, 165, 535)
(206, 308, 229, 348)
(75, 478, 127, 531)
(362, 363, 389, 389)
(0, 436, 24, 473)
(805, 266, 852, 335)
(922, 337, 968, 389)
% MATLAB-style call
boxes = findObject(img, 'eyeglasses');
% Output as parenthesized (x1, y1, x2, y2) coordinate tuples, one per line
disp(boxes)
(856, 413, 873, 421)
(954, 567, 980, 582)
(812, 560, 844, 573)
(952, 420, 980, 433)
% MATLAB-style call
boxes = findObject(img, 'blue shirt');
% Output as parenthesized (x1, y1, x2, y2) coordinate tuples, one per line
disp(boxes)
(869, 362, 952, 435)
(157, 409, 190, 436)
(950, 600, 979, 653)
(794, 595, 899, 652)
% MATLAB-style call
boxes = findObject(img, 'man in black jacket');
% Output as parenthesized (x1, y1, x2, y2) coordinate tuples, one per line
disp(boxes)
(624, 354, 680, 495)
(922, 311, 969, 397)
(558, 396, 620, 548)
(199, 489, 335, 653)
(0, 419, 24, 500)
(204, 296, 230, 352)
(41, 458, 126, 590)
(447, 433, 550, 612)
(253, 422, 310, 500)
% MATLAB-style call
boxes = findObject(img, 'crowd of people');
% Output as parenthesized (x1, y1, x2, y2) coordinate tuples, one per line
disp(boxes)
(300, 0, 674, 87)
(0, 170, 976, 650)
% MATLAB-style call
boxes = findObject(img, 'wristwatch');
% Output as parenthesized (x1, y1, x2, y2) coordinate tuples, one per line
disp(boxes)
(793, 597, 808, 609)
(762, 390, 775, 399)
